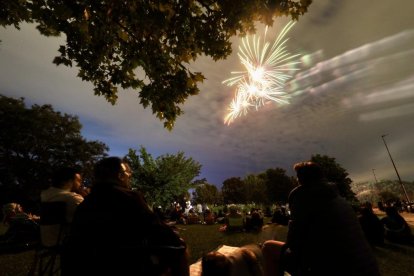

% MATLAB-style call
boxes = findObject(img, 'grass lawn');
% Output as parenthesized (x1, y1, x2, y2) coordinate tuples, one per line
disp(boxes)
(1, 216, 413, 275)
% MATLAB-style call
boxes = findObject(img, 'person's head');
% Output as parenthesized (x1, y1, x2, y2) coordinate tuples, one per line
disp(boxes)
(2, 202, 22, 214)
(385, 206, 400, 217)
(229, 204, 239, 215)
(294, 161, 324, 186)
(52, 167, 82, 191)
(93, 157, 132, 189)
(202, 251, 231, 276)
(2, 203, 24, 224)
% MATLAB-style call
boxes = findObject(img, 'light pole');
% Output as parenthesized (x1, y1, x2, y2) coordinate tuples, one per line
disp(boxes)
(381, 134, 410, 203)
(372, 169, 379, 184)
(370, 169, 379, 204)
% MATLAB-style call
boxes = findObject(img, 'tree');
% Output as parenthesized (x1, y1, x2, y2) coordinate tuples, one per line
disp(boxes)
(0, 94, 108, 209)
(243, 174, 268, 204)
(1, 1, 312, 129)
(311, 154, 357, 202)
(378, 190, 400, 203)
(260, 168, 295, 203)
(221, 177, 245, 204)
(125, 146, 202, 207)
(353, 180, 414, 204)
(192, 182, 220, 205)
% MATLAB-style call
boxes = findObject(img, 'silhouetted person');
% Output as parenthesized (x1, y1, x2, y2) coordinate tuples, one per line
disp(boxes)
(381, 206, 413, 244)
(62, 157, 189, 276)
(249, 209, 263, 231)
(358, 203, 384, 246)
(377, 201, 385, 211)
(271, 207, 289, 226)
(262, 161, 380, 276)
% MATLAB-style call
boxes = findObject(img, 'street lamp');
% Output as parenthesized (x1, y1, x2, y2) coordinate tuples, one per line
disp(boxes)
(381, 134, 411, 203)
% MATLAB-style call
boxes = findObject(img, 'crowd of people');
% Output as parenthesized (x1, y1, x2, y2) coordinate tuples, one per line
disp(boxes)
(1, 158, 413, 275)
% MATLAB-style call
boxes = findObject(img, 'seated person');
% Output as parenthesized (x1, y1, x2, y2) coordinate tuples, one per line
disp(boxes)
(224, 205, 244, 232)
(40, 167, 84, 247)
(0, 203, 39, 249)
(381, 206, 413, 244)
(358, 203, 384, 246)
(249, 209, 263, 231)
(62, 157, 189, 276)
(204, 209, 216, 225)
(262, 162, 380, 276)
(271, 207, 289, 226)
(187, 208, 201, 224)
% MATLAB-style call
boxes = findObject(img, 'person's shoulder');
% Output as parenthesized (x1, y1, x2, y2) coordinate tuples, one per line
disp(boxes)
(289, 185, 303, 194)
(40, 186, 56, 199)
(41, 187, 76, 201)
(288, 185, 305, 202)
(70, 192, 84, 204)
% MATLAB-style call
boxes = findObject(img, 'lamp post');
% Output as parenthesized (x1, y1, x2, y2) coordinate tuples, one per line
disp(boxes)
(372, 169, 379, 184)
(381, 134, 410, 203)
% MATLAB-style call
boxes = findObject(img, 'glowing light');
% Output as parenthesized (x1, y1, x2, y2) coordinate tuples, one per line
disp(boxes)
(223, 21, 301, 125)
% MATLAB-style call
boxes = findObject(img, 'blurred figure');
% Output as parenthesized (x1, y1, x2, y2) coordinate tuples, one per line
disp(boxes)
(262, 161, 380, 276)
(204, 209, 216, 225)
(271, 206, 289, 226)
(246, 208, 263, 232)
(0, 202, 39, 247)
(62, 157, 189, 276)
(358, 203, 384, 246)
(381, 206, 413, 244)
(223, 205, 244, 232)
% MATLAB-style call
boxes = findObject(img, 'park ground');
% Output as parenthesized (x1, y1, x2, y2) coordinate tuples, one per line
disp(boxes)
(0, 210, 413, 276)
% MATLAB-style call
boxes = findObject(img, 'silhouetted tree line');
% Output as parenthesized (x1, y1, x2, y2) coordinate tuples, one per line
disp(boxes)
(193, 155, 358, 205)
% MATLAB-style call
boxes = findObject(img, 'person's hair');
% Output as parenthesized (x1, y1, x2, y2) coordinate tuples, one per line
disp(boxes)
(294, 161, 324, 186)
(93, 157, 130, 186)
(202, 251, 231, 276)
(52, 167, 80, 188)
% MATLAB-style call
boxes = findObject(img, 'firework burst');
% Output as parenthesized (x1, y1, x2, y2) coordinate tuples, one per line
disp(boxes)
(223, 21, 301, 125)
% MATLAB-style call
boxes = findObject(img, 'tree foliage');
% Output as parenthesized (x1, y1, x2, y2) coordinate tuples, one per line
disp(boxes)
(311, 154, 357, 202)
(259, 167, 295, 203)
(353, 180, 414, 204)
(1, 0, 312, 129)
(221, 177, 246, 204)
(220, 169, 294, 205)
(0, 94, 108, 208)
(243, 174, 268, 204)
(192, 182, 221, 205)
(125, 146, 202, 207)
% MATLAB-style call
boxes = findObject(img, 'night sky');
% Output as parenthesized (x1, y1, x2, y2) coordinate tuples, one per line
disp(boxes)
(1, 0, 413, 187)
